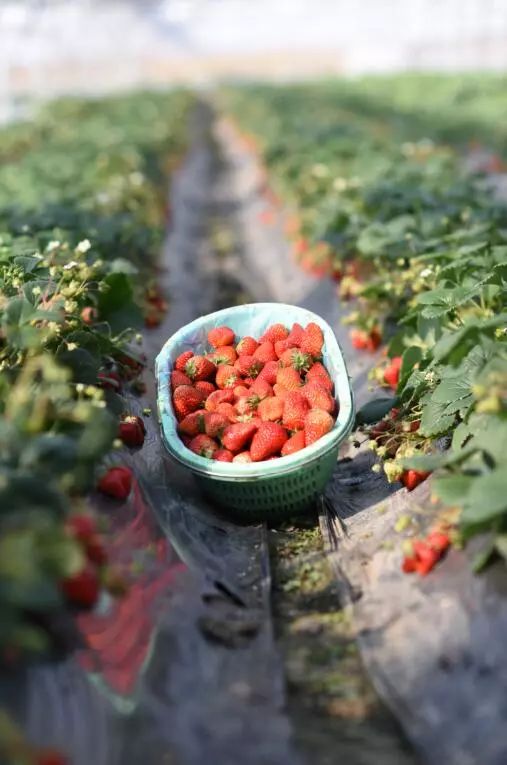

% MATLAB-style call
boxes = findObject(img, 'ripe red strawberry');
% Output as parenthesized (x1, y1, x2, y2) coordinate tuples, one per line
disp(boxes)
(250, 422, 288, 461)
(222, 422, 257, 453)
(273, 384, 289, 400)
(279, 348, 312, 372)
(175, 350, 194, 372)
(180, 434, 193, 448)
(412, 541, 440, 576)
(208, 326, 235, 348)
(274, 338, 292, 358)
(304, 409, 334, 446)
(185, 355, 216, 382)
(84, 534, 107, 566)
(118, 415, 146, 448)
(236, 336, 259, 356)
(300, 322, 324, 358)
(402, 556, 418, 573)
(427, 531, 451, 553)
(98, 370, 121, 391)
(302, 382, 335, 413)
(234, 355, 264, 378)
(276, 367, 302, 391)
(234, 384, 251, 399)
(282, 391, 309, 430)
(65, 513, 97, 542)
(216, 364, 241, 389)
(173, 385, 205, 418)
(287, 322, 304, 347)
(171, 369, 192, 390)
(98, 466, 133, 499)
(307, 361, 332, 384)
(249, 377, 273, 400)
(189, 434, 218, 458)
(350, 327, 382, 352)
(233, 451, 252, 463)
(400, 470, 430, 492)
(216, 402, 238, 422)
(258, 396, 284, 422)
(61, 563, 100, 609)
(177, 410, 206, 436)
(260, 323, 289, 344)
(253, 341, 278, 364)
(281, 430, 306, 456)
(235, 396, 258, 416)
(205, 388, 234, 411)
(195, 380, 215, 398)
(257, 360, 279, 385)
(204, 412, 228, 438)
(214, 448, 234, 462)
(208, 346, 238, 365)
(384, 356, 402, 389)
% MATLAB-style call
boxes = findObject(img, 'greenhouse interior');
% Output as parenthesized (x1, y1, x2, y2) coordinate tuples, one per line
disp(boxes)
(1, 1, 507, 764)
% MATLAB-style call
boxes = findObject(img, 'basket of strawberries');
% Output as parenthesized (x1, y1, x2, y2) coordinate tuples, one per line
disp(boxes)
(156, 303, 354, 521)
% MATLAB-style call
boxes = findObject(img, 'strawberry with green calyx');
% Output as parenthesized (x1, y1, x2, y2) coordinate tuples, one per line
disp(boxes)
(207, 346, 238, 366)
(253, 341, 278, 364)
(274, 339, 292, 358)
(282, 390, 309, 431)
(300, 322, 324, 358)
(177, 410, 206, 436)
(205, 388, 234, 411)
(184, 355, 216, 382)
(98, 466, 133, 500)
(250, 422, 288, 461)
(173, 385, 205, 418)
(235, 396, 259, 417)
(281, 430, 306, 456)
(258, 396, 284, 422)
(276, 367, 302, 392)
(175, 350, 194, 371)
(304, 409, 334, 446)
(171, 370, 192, 390)
(260, 323, 289, 344)
(222, 422, 258, 453)
(189, 434, 218, 458)
(236, 336, 259, 357)
(216, 364, 241, 389)
(234, 355, 264, 378)
(208, 326, 235, 348)
(279, 348, 312, 373)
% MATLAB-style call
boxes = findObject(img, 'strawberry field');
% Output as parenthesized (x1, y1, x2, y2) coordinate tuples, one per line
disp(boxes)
(1, 75, 507, 765)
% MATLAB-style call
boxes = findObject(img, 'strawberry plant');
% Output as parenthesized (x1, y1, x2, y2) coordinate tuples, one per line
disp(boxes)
(222, 75, 507, 562)
(0, 90, 190, 660)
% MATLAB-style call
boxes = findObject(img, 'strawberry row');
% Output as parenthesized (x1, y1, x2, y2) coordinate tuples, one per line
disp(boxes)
(170, 321, 338, 462)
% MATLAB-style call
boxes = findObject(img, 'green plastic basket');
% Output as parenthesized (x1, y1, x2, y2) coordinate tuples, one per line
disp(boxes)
(156, 303, 355, 522)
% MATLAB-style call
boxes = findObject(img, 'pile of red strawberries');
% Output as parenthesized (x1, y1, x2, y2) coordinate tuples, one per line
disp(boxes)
(170, 321, 338, 463)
